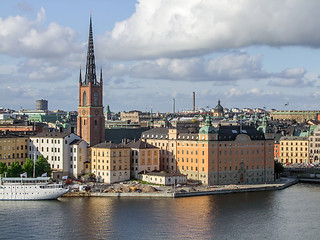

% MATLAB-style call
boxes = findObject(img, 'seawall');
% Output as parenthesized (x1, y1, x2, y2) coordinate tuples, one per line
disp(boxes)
(63, 178, 299, 198)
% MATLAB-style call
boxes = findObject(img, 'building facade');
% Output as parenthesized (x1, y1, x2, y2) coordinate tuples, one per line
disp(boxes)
(142, 116, 274, 185)
(77, 16, 105, 146)
(279, 136, 309, 164)
(125, 139, 159, 178)
(91, 142, 130, 184)
(309, 125, 320, 164)
(29, 132, 83, 179)
(0, 131, 30, 167)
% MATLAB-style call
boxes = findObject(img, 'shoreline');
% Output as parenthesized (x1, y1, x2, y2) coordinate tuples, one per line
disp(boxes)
(63, 178, 299, 198)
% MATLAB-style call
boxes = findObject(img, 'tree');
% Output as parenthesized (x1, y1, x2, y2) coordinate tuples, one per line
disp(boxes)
(35, 156, 51, 177)
(22, 158, 34, 178)
(7, 161, 23, 177)
(274, 161, 284, 179)
(0, 162, 7, 176)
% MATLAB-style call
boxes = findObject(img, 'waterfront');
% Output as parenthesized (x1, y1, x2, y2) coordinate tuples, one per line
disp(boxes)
(1, 183, 320, 239)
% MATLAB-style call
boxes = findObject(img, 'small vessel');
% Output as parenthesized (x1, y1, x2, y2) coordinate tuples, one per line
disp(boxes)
(0, 176, 69, 200)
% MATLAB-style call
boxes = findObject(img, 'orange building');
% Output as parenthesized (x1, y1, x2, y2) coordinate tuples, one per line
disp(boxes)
(143, 116, 274, 185)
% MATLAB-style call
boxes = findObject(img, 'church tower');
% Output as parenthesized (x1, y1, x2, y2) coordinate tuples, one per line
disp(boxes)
(77, 16, 105, 146)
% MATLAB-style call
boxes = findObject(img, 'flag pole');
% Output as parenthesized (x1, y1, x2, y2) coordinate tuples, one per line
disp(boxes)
(33, 151, 36, 178)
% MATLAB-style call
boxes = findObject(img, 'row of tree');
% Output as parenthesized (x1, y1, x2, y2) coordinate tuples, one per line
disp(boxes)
(0, 156, 51, 178)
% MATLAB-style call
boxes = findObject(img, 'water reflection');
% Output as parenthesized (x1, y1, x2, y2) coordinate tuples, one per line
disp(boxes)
(1, 184, 320, 240)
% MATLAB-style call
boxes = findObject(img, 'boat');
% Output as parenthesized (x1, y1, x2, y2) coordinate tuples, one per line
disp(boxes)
(0, 176, 69, 200)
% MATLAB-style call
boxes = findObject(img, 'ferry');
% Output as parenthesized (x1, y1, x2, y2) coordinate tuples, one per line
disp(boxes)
(0, 177, 69, 200)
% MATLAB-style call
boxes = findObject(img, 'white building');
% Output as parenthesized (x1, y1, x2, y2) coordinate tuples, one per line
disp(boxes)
(29, 132, 88, 180)
(141, 172, 187, 186)
(69, 139, 88, 178)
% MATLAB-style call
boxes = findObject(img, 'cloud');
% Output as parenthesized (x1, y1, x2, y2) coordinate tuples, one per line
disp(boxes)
(267, 68, 315, 88)
(99, 0, 320, 60)
(0, 8, 79, 59)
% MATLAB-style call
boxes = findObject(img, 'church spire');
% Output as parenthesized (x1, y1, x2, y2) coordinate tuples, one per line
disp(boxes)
(85, 15, 97, 85)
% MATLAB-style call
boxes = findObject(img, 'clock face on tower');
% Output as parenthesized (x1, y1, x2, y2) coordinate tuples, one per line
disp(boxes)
(95, 110, 99, 115)
(82, 109, 86, 115)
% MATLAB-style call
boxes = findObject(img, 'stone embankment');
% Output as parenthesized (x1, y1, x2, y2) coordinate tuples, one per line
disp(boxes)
(63, 178, 299, 198)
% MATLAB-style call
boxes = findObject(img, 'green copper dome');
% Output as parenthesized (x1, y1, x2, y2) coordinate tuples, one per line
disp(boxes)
(199, 115, 216, 134)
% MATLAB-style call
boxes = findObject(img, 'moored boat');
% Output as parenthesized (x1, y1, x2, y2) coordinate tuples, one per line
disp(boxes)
(0, 176, 69, 200)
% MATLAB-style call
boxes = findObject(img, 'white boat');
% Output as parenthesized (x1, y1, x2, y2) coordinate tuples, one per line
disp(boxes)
(0, 177, 69, 200)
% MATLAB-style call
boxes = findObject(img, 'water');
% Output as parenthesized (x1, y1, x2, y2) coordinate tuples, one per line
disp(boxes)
(1, 183, 320, 240)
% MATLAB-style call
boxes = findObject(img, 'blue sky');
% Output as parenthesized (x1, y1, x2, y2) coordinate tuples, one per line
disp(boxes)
(1, 0, 320, 112)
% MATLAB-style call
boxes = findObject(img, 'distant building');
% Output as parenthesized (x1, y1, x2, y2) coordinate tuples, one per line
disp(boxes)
(270, 110, 320, 123)
(212, 100, 224, 117)
(36, 99, 48, 111)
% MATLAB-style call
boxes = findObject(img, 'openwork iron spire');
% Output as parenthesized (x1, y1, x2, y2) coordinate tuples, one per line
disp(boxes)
(85, 15, 97, 85)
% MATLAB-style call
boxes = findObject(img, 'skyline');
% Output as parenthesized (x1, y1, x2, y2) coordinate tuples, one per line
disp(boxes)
(1, 0, 320, 112)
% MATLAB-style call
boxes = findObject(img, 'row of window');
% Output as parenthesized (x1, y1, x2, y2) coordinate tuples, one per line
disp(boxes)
(0, 153, 28, 159)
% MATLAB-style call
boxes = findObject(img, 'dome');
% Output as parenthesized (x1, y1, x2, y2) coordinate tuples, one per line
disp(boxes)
(214, 100, 224, 113)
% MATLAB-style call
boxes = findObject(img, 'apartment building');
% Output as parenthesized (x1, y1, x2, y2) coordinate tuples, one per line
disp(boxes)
(0, 131, 31, 167)
(279, 136, 309, 164)
(91, 142, 130, 183)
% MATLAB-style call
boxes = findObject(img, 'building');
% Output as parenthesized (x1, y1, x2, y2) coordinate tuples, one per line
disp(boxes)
(36, 99, 48, 111)
(29, 132, 84, 180)
(279, 136, 309, 164)
(125, 139, 159, 178)
(69, 139, 89, 178)
(212, 100, 224, 117)
(0, 131, 31, 167)
(77, 16, 105, 146)
(142, 115, 274, 185)
(308, 125, 320, 163)
(141, 172, 187, 185)
(141, 128, 178, 173)
(91, 142, 130, 183)
(270, 110, 320, 123)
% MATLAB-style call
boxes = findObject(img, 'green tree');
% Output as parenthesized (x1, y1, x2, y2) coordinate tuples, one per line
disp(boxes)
(35, 156, 51, 177)
(7, 161, 23, 177)
(22, 158, 34, 178)
(0, 162, 8, 176)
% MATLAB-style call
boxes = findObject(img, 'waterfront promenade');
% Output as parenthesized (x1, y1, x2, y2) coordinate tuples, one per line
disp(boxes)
(63, 178, 298, 198)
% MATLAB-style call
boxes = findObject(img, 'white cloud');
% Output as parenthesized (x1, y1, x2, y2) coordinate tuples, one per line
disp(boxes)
(0, 8, 78, 59)
(99, 0, 320, 60)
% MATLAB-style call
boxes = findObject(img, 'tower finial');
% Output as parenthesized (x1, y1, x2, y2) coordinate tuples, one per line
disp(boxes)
(79, 66, 82, 83)
(100, 67, 103, 82)
(85, 14, 97, 85)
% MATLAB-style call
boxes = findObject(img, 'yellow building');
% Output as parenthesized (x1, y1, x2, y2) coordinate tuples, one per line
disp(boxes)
(279, 136, 309, 164)
(0, 131, 30, 167)
(141, 128, 177, 173)
(91, 142, 130, 183)
(125, 139, 159, 178)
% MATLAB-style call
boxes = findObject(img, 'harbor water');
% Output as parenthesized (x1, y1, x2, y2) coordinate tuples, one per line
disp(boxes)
(1, 183, 320, 240)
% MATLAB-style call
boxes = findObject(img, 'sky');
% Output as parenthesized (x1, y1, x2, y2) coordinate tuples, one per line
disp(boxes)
(1, 0, 320, 113)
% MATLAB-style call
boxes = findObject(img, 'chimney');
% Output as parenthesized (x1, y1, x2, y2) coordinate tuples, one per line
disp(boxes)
(192, 92, 195, 112)
(173, 98, 175, 114)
